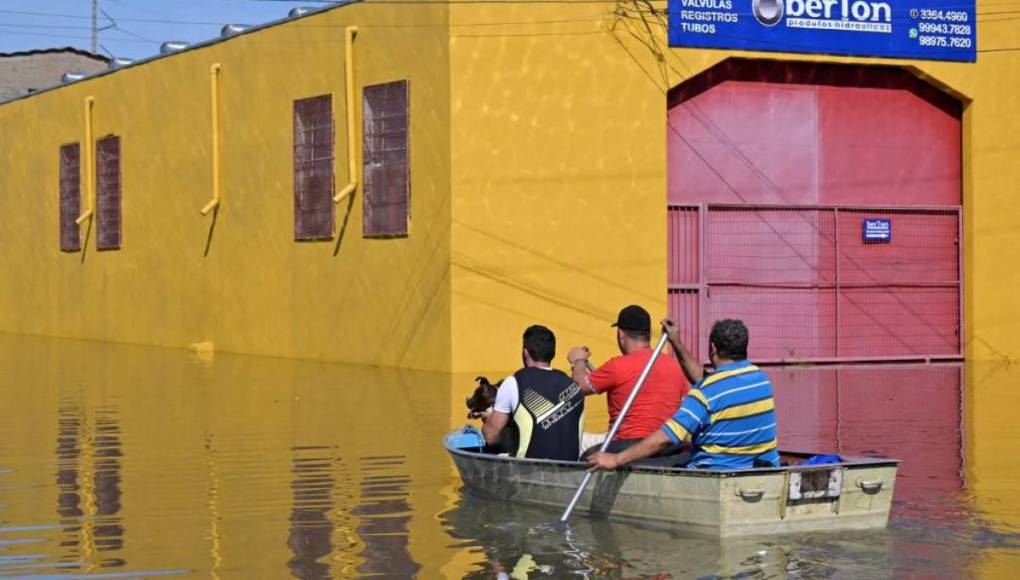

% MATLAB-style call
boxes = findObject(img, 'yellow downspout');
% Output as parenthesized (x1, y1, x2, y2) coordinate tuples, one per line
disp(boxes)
(333, 26, 358, 204)
(75, 96, 95, 225)
(201, 63, 222, 216)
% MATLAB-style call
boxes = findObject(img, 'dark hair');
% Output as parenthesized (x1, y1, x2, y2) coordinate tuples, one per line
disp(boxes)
(523, 325, 556, 363)
(709, 319, 749, 360)
(620, 328, 651, 342)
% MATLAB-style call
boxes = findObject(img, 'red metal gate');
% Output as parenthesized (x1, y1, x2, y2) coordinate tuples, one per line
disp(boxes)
(668, 204, 962, 363)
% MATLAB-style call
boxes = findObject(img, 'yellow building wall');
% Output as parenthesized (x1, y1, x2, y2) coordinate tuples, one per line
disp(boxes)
(447, 0, 1020, 373)
(0, 1, 1017, 374)
(965, 361, 1020, 577)
(0, 4, 453, 371)
(448, 1, 673, 374)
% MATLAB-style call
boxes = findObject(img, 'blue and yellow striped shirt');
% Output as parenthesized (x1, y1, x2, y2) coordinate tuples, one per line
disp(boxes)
(661, 360, 779, 470)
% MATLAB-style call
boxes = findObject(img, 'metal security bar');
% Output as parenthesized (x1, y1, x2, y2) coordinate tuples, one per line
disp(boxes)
(362, 80, 409, 238)
(294, 94, 335, 241)
(59, 143, 82, 252)
(95, 135, 121, 251)
(667, 203, 963, 364)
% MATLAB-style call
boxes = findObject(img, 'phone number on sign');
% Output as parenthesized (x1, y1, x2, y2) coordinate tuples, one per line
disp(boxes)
(918, 22, 972, 35)
(918, 35, 972, 48)
(917, 9, 969, 22)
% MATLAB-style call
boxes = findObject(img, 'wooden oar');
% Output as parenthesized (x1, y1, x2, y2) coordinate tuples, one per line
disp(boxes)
(559, 332, 671, 523)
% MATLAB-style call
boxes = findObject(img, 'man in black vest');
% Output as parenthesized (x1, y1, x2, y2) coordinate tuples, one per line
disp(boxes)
(480, 325, 585, 461)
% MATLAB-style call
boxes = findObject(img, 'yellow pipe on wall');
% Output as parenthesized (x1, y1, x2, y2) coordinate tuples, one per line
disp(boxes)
(333, 26, 358, 204)
(75, 96, 95, 225)
(201, 63, 222, 216)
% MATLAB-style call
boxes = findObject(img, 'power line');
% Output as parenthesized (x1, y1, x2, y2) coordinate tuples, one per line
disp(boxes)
(0, 1, 613, 24)
(112, 26, 160, 44)
(0, 22, 94, 30)
(1, 3, 1017, 29)
(0, 1, 1015, 54)
(0, 27, 149, 44)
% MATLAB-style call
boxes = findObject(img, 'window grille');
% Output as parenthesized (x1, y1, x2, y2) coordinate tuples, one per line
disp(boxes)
(363, 80, 409, 238)
(59, 143, 81, 252)
(96, 135, 121, 250)
(294, 94, 335, 240)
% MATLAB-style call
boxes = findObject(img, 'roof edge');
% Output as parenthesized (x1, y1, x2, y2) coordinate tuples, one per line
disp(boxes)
(0, 46, 109, 62)
(0, 1, 361, 107)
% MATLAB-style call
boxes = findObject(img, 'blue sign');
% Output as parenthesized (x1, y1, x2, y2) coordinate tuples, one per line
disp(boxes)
(668, 0, 976, 62)
(863, 218, 892, 243)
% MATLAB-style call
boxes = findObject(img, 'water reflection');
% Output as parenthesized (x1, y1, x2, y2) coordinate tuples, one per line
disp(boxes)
(770, 364, 965, 510)
(0, 335, 455, 577)
(287, 446, 336, 579)
(55, 399, 83, 563)
(93, 406, 125, 561)
(2, 334, 1020, 577)
(442, 493, 903, 578)
(52, 399, 125, 572)
(354, 456, 419, 577)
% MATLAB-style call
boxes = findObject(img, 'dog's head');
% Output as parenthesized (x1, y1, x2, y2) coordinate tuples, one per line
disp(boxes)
(466, 376, 501, 413)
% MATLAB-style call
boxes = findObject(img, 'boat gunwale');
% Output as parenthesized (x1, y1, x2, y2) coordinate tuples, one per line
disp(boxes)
(444, 431, 900, 478)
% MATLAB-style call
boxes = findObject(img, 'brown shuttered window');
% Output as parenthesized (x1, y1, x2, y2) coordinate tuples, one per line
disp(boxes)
(96, 135, 122, 250)
(293, 94, 335, 240)
(59, 143, 81, 252)
(363, 80, 409, 238)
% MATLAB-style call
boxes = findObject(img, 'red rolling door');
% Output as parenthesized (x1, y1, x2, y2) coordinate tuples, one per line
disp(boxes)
(667, 60, 962, 363)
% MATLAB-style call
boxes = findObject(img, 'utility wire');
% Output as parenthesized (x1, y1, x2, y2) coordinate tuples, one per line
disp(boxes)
(1, 7, 1015, 52)
(2, 5, 1013, 28)
(0, 28, 148, 43)
(0, 22, 94, 30)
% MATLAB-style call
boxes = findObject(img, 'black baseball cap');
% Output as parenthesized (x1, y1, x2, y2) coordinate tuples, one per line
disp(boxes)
(611, 305, 651, 333)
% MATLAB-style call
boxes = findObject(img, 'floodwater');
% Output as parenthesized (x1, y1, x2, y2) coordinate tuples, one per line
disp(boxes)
(1, 335, 1019, 578)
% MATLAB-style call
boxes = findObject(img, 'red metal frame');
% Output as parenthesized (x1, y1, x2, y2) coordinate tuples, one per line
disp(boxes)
(667, 203, 964, 365)
(834, 207, 841, 359)
(957, 209, 965, 359)
(698, 202, 708, 363)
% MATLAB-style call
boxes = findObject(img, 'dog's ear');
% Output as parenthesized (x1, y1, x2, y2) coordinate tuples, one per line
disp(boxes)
(475, 376, 485, 385)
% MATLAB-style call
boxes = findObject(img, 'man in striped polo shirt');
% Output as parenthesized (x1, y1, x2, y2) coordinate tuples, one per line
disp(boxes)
(587, 319, 779, 471)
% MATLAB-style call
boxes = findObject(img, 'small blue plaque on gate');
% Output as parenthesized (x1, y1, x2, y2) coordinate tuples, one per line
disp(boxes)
(863, 219, 892, 243)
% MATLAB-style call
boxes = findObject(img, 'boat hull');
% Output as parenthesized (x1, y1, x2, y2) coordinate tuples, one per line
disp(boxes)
(446, 430, 898, 537)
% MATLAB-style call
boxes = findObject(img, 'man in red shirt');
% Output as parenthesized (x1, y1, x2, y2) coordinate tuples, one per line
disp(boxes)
(567, 305, 690, 456)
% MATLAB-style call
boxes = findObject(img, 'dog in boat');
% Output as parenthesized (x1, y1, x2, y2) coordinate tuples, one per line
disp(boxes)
(466, 376, 519, 455)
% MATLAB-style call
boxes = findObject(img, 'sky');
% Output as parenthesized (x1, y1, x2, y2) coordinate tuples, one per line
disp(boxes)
(0, 0, 341, 59)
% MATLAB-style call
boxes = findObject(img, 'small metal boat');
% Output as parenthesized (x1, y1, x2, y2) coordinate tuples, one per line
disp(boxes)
(445, 428, 899, 537)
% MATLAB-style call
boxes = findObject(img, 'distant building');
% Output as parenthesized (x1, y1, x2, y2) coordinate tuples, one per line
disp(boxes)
(0, 47, 107, 101)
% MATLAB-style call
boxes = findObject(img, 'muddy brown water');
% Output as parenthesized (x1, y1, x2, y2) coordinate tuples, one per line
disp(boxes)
(0, 335, 1018, 578)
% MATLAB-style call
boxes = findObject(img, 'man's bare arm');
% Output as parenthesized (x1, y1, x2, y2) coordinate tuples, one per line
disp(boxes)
(587, 429, 675, 471)
(482, 411, 510, 445)
(662, 319, 704, 384)
(567, 347, 598, 396)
